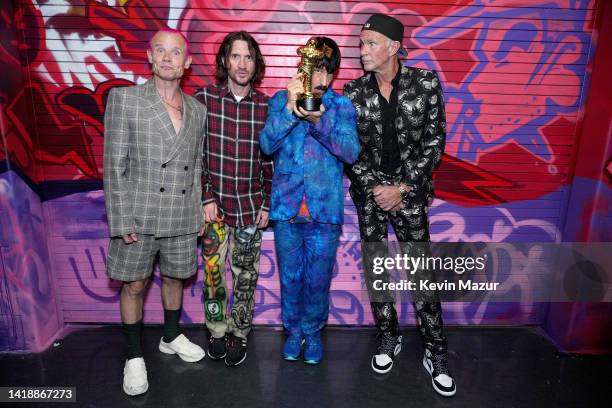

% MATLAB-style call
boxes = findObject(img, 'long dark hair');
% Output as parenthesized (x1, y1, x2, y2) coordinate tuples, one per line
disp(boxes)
(311, 36, 341, 74)
(215, 31, 265, 85)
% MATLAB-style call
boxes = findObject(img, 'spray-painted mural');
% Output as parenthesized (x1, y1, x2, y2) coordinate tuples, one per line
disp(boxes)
(1, 0, 610, 351)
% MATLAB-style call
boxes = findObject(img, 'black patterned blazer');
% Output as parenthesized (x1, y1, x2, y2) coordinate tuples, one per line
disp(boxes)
(343, 65, 446, 208)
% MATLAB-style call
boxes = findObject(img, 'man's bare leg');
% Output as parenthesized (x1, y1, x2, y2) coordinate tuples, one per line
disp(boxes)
(121, 279, 148, 323)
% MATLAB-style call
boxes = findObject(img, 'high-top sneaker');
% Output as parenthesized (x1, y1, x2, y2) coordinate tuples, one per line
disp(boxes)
(423, 349, 457, 397)
(371, 332, 402, 374)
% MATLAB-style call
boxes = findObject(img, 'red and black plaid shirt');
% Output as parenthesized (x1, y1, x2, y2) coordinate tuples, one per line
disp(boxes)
(194, 83, 272, 227)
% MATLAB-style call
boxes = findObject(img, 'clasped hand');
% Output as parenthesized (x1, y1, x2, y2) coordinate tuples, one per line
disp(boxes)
(373, 185, 406, 212)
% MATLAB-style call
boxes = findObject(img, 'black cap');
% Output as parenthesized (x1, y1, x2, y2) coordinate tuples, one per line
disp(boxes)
(362, 14, 407, 57)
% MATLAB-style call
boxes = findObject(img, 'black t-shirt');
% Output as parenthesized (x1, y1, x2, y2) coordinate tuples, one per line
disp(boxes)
(370, 68, 402, 174)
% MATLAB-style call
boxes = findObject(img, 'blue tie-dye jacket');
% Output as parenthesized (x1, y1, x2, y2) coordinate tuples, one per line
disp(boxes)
(260, 88, 361, 225)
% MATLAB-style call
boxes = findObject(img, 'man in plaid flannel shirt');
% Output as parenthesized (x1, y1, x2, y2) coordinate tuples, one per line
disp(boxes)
(194, 31, 272, 367)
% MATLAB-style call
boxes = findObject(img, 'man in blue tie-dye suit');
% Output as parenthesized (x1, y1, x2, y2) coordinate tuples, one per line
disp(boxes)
(260, 37, 360, 364)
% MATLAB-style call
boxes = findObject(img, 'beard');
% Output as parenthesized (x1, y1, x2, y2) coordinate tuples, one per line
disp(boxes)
(228, 70, 254, 87)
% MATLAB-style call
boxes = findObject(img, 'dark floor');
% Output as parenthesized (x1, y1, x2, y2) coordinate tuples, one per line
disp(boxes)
(0, 326, 610, 408)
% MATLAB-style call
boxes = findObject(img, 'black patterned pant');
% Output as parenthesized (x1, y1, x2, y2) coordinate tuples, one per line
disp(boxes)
(356, 196, 448, 353)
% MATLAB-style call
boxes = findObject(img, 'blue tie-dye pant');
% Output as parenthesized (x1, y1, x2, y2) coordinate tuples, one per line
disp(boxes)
(274, 220, 342, 337)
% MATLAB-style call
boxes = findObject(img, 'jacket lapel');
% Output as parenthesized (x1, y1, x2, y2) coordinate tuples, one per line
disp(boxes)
(142, 80, 175, 159)
(358, 73, 383, 165)
(368, 92, 384, 153)
(141, 79, 194, 163)
(395, 65, 416, 160)
(164, 95, 194, 162)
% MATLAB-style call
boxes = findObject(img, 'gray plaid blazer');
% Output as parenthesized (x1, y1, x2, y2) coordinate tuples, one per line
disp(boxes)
(103, 79, 206, 238)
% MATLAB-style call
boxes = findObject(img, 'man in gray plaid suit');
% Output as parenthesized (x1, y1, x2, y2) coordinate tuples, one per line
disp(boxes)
(103, 28, 206, 396)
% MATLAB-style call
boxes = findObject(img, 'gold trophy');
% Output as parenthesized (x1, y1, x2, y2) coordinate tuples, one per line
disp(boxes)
(296, 38, 333, 111)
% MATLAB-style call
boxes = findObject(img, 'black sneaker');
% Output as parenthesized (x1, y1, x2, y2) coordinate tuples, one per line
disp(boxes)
(208, 335, 227, 360)
(225, 334, 247, 367)
(371, 332, 402, 374)
(423, 349, 456, 397)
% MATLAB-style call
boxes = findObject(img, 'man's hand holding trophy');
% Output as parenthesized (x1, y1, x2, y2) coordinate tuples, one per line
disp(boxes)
(285, 37, 334, 124)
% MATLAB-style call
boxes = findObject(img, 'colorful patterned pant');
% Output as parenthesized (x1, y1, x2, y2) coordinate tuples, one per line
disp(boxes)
(274, 220, 342, 337)
(356, 197, 448, 354)
(201, 222, 262, 339)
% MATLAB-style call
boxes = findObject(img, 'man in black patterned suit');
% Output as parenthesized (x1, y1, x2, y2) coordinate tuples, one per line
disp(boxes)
(344, 14, 456, 397)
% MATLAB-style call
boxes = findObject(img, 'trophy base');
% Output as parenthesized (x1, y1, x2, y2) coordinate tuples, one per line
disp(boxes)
(297, 97, 322, 112)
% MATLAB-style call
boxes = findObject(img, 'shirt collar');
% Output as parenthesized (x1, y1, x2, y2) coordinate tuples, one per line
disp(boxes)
(219, 83, 255, 102)
(369, 64, 402, 89)
(392, 65, 402, 86)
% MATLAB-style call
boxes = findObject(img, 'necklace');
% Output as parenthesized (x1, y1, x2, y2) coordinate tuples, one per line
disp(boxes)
(158, 90, 184, 115)
(162, 97, 184, 115)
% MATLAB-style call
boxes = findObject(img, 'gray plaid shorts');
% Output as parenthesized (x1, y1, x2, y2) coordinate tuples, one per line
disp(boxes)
(106, 233, 198, 282)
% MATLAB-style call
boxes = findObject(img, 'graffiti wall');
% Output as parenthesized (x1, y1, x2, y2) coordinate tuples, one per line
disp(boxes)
(1, 0, 610, 351)
(0, 172, 62, 351)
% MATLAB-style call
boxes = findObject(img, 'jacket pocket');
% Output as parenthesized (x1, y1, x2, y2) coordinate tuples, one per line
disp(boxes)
(274, 157, 298, 174)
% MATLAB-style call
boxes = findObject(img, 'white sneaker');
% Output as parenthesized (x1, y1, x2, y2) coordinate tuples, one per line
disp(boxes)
(423, 349, 457, 397)
(159, 334, 206, 363)
(123, 357, 148, 396)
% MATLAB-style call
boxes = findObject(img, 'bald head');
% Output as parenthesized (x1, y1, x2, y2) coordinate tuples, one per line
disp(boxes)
(147, 29, 192, 82)
(149, 28, 189, 55)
